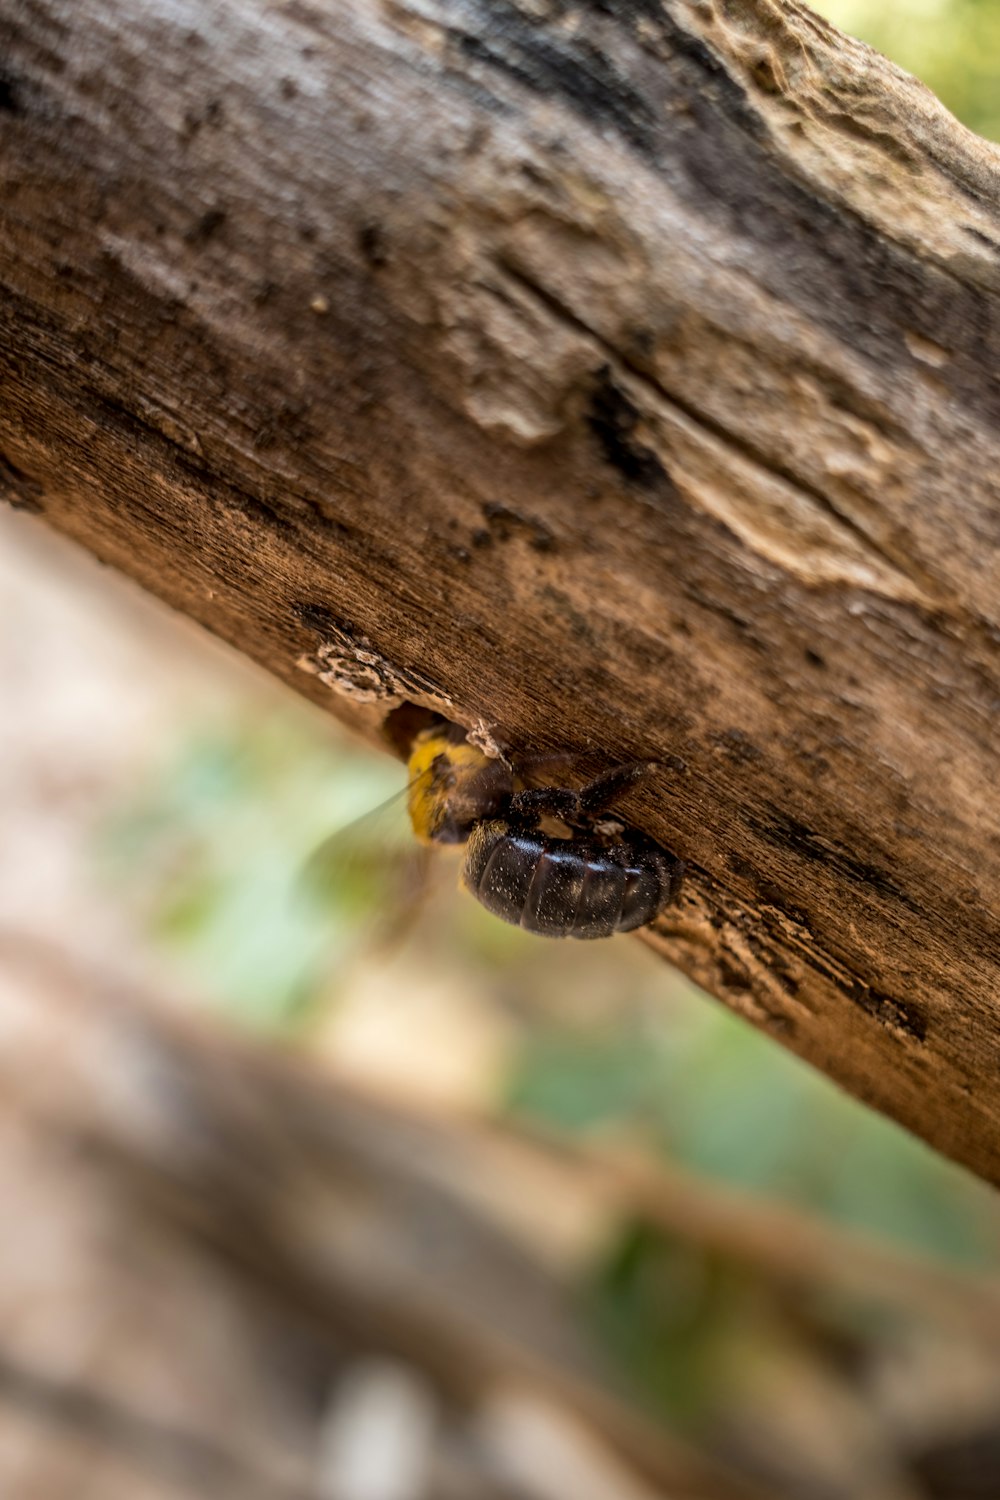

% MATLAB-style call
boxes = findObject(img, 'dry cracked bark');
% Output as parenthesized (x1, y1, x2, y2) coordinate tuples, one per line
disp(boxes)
(2, 0, 1000, 1180)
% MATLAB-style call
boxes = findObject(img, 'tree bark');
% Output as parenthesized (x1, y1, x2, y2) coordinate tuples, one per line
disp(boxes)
(2, 0, 1000, 1180)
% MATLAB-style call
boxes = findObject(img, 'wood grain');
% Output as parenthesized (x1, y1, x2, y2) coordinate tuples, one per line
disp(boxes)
(2, 0, 1000, 1179)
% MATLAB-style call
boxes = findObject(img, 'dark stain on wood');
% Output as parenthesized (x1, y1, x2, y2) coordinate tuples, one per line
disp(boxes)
(711, 728, 765, 765)
(482, 501, 556, 552)
(852, 984, 928, 1044)
(357, 222, 388, 267)
(586, 369, 674, 491)
(760, 808, 918, 912)
(184, 205, 227, 245)
(0, 72, 22, 115)
(0, 452, 44, 512)
(456, 8, 657, 156)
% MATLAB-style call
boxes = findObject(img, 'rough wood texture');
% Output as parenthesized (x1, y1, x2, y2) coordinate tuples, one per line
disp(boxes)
(2, 0, 1000, 1180)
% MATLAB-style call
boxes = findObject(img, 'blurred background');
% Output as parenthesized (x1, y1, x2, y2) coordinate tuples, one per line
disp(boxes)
(2, 5, 999, 1497)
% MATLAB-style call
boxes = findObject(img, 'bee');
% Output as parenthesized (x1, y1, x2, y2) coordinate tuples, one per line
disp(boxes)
(405, 722, 684, 939)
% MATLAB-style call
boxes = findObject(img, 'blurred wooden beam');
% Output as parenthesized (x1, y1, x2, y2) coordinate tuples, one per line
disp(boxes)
(2, 1, 1000, 1181)
(0, 929, 775, 1500)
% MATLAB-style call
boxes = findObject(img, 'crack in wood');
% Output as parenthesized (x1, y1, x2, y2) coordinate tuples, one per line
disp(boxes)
(496, 255, 941, 605)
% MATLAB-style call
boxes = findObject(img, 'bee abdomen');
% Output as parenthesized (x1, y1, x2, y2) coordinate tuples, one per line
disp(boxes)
(463, 822, 677, 939)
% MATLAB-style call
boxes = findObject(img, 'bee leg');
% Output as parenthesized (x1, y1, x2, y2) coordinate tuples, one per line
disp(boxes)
(509, 785, 580, 824)
(575, 761, 656, 816)
(511, 762, 655, 825)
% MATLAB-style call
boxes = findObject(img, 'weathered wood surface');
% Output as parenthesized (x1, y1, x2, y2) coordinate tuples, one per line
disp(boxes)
(2, 0, 1000, 1180)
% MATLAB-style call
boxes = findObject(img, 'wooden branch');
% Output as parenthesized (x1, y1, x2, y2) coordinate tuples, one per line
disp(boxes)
(2, 1, 1000, 1180)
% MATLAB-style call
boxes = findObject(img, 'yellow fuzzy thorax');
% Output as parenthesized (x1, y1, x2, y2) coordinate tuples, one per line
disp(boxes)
(405, 727, 492, 845)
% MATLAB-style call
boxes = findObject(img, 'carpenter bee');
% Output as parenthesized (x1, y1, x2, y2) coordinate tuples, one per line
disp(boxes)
(403, 722, 684, 939)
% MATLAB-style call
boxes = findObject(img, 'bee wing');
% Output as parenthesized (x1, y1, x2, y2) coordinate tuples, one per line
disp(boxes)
(510, 749, 584, 791)
(299, 765, 431, 911)
(296, 761, 460, 977)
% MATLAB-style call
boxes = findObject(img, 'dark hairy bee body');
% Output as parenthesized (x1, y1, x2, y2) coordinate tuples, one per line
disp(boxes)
(406, 724, 684, 939)
(465, 820, 680, 939)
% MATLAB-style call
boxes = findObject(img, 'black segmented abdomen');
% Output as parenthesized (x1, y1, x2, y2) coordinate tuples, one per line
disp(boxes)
(463, 821, 678, 939)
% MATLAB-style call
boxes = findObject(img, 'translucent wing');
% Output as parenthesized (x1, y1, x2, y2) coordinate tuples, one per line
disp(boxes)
(297, 764, 439, 961)
(509, 749, 590, 792)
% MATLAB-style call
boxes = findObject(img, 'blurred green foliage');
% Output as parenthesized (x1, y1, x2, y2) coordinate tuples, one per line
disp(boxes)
(98, 717, 404, 1027)
(592, 1225, 751, 1428)
(813, 0, 1000, 142)
(509, 1012, 1000, 1269)
(588, 1219, 914, 1435)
